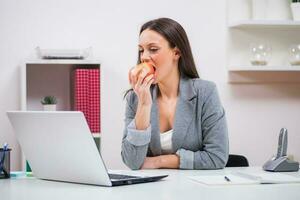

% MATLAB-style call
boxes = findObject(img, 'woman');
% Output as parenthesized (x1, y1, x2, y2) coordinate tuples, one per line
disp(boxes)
(121, 18, 228, 170)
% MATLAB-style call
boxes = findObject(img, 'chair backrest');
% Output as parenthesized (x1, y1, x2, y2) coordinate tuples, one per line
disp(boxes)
(226, 154, 249, 167)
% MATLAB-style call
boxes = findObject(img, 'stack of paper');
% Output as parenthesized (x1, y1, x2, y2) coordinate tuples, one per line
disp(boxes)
(189, 171, 300, 186)
(189, 174, 259, 185)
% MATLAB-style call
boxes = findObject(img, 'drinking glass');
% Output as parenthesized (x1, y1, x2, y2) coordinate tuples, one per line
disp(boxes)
(289, 44, 300, 66)
(250, 43, 271, 66)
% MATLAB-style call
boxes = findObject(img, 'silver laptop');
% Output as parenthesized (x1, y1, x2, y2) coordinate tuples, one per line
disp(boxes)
(7, 111, 167, 186)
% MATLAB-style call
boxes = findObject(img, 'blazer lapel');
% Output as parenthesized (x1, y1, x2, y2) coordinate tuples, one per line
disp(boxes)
(148, 77, 197, 155)
(172, 77, 197, 152)
(149, 85, 162, 156)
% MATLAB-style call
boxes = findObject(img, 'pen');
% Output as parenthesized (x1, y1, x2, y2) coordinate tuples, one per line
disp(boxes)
(3, 143, 8, 151)
(0, 143, 8, 177)
(224, 176, 231, 182)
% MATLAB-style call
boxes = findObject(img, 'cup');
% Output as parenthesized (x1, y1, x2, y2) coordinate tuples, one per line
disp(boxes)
(0, 148, 12, 179)
(289, 44, 300, 66)
(250, 43, 272, 66)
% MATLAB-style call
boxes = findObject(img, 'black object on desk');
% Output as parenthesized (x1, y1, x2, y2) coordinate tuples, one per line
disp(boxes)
(224, 176, 231, 182)
(0, 148, 12, 179)
(226, 154, 249, 167)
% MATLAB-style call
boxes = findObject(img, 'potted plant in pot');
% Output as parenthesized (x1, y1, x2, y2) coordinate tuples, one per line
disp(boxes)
(41, 96, 57, 111)
(291, 0, 300, 20)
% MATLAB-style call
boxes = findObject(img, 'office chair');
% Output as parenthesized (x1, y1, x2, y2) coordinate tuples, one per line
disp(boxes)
(226, 154, 249, 167)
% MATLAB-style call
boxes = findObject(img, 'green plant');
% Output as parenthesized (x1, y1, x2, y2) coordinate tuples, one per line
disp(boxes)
(41, 96, 57, 105)
(292, 0, 300, 3)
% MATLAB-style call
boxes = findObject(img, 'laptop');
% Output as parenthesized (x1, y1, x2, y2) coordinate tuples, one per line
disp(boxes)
(7, 111, 168, 186)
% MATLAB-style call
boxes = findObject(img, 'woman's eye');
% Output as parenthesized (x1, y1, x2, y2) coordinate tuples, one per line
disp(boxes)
(149, 48, 158, 52)
(139, 49, 144, 54)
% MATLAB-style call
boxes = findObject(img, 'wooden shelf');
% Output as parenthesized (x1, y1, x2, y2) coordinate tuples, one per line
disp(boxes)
(228, 66, 300, 72)
(228, 66, 300, 83)
(228, 20, 300, 29)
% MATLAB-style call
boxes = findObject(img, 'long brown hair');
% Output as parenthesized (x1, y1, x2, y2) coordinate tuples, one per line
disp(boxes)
(139, 18, 199, 78)
(124, 18, 199, 98)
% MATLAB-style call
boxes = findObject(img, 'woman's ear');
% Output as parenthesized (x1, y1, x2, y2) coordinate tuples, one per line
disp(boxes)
(173, 47, 181, 60)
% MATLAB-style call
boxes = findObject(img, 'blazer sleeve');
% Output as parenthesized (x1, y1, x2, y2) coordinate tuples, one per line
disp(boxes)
(176, 83, 229, 169)
(121, 91, 152, 170)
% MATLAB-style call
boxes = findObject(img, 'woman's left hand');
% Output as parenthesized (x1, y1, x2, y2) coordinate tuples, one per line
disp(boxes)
(141, 157, 161, 169)
(141, 155, 180, 169)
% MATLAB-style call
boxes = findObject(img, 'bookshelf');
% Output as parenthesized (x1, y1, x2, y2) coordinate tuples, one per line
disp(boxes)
(227, 20, 300, 83)
(21, 59, 101, 171)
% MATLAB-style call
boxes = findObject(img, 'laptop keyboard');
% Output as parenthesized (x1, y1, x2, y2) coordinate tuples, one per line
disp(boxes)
(108, 173, 140, 180)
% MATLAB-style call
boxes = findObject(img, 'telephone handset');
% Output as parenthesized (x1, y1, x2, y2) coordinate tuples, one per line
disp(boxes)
(263, 128, 299, 172)
(275, 128, 287, 159)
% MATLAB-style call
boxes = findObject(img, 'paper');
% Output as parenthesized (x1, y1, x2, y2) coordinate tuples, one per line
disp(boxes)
(234, 171, 300, 184)
(189, 172, 300, 186)
(189, 174, 259, 185)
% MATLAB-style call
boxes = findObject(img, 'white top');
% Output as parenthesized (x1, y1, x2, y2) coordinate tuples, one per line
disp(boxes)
(160, 129, 173, 154)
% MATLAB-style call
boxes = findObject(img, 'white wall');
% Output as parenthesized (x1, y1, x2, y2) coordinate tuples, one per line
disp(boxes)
(0, 0, 299, 170)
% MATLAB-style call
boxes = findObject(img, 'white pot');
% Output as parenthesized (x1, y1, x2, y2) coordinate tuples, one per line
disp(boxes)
(266, 0, 292, 20)
(43, 104, 56, 111)
(291, 3, 300, 21)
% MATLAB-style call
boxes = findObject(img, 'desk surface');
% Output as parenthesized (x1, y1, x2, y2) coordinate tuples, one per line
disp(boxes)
(1, 167, 300, 200)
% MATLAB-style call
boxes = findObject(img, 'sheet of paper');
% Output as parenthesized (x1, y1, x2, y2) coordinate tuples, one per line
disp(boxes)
(235, 172, 300, 184)
(189, 174, 259, 185)
(189, 171, 300, 186)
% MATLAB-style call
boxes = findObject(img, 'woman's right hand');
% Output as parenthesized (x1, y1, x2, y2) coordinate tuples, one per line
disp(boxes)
(129, 67, 155, 106)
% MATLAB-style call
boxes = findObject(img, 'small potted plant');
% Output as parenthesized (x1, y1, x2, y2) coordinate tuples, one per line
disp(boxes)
(291, 0, 300, 20)
(41, 96, 57, 111)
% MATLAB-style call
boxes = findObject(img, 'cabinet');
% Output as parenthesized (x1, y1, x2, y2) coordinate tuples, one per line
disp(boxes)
(227, 19, 300, 83)
(21, 59, 101, 171)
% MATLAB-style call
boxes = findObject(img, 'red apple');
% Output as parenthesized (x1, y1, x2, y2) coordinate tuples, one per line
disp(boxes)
(131, 62, 155, 78)
(138, 62, 155, 77)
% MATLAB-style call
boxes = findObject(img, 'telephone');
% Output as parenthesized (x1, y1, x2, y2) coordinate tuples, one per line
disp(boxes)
(263, 128, 299, 172)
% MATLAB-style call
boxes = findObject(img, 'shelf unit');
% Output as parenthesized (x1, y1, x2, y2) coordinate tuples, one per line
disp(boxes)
(21, 59, 101, 171)
(228, 65, 300, 72)
(229, 20, 300, 29)
(227, 19, 300, 83)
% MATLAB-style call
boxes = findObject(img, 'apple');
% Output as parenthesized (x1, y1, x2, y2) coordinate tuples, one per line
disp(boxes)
(131, 62, 155, 78)
(138, 62, 155, 77)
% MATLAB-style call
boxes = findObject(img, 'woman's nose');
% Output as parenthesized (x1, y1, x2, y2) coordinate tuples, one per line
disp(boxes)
(140, 51, 151, 62)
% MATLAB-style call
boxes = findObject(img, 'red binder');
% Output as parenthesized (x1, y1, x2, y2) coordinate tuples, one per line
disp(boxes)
(74, 68, 100, 134)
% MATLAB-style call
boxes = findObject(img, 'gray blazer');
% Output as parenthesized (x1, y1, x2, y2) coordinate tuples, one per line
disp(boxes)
(121, 76, 229, 170)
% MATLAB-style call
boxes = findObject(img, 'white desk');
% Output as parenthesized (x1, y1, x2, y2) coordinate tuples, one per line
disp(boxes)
(1, 167, 300, 200)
